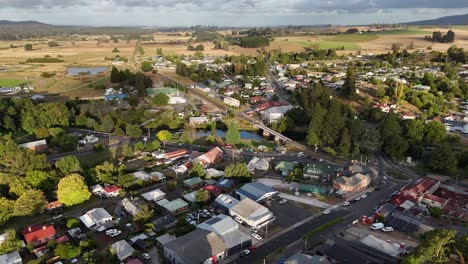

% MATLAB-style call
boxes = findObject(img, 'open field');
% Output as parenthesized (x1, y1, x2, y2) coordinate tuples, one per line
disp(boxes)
(0, 78, 30, 87)
(373, 28, 431, 35)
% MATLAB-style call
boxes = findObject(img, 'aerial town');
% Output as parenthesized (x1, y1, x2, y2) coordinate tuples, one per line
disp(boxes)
(0, 2, 467, 264)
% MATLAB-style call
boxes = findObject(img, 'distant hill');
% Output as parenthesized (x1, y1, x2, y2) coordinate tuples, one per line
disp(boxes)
(405, 13, 468, 26)
(0, 20, 152, 40)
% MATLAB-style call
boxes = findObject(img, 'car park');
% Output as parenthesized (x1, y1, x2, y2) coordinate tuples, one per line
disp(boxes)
(142, 253, 150, 259)
(341, 201, 350, 206)
(252, 233, 263, 240)
(382, 226, 394, 232)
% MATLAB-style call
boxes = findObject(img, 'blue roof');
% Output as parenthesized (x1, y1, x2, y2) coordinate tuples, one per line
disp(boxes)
(236, 181, 276, 201)
(215, 178, 234, 188)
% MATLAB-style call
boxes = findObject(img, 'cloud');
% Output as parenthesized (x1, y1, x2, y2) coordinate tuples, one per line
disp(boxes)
(0, 0, 86, 9)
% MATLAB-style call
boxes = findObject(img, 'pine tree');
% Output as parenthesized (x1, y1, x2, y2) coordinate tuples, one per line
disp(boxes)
(110, 66, 120, 83)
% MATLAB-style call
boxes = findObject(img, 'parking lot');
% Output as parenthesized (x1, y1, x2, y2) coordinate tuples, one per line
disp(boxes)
(264, 198, 319, 232)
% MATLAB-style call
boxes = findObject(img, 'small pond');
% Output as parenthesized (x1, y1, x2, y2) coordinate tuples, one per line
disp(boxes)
(67, 67, 107, 76)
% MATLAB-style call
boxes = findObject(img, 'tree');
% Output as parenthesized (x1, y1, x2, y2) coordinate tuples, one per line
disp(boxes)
(224, 163, 250, 178)
(24, 44, 32, 51)
(47, 41, 59, 47)
(135, 72, 146, 98)
(141, 61, 153, 72)
(403, 229, 456, 264)
(0, 198, 14, 225)
(25, 170, 56, 193)
(13, 189, 46, 216)
(429, 207, 443, 218)
(195, 189, 210, 203)
(188, 162, 204, 178)
(180, 127, 193, 145)
(341, 66, 357, 98)
(429, 145, 457, 174)
(424, 121, 446, 145)
(156, 130, 172, 147)
(134, 204, 154, 224)
(225, 122, 240, 145)
(126, 124, 143, 138)
(55, 243, 81, 260)
(152, 93, 169, 106)
(338, 128, 351, 157)
(99, 115, 115, 133)
(0, 229, 22, 255)
(66, 218, 80, 229)
(404, 119, 425, 143)
(57, 174, 91, 206)
(55, 156, 82, 176)
(110, 66, 121, 83)
(360, 128, 382, 155)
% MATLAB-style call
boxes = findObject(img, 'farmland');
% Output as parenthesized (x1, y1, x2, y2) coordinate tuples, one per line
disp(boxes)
(0, 79, 29, 87)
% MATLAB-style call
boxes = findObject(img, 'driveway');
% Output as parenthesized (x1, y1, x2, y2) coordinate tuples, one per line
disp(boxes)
(147, 247, 160, 264)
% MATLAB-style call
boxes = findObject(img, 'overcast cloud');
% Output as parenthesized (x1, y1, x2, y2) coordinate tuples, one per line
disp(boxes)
(0, 0, 467, 26)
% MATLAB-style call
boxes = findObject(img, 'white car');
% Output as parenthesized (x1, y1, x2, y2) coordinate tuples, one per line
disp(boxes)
(252, 233, 263, 240)
(354, 197, 361, 201)
(234, 216, 243, 224)
(370, 223, 384, 230)
(382, 226, 394, 232)
(361, 194, 368, 199)
(241, 249, 250, 257)
(341, 201, 350, 206)
(142, 253, 150, 260)
(279, 199, 287, 204)
(105, 229, 117, 235)
(323, 209, 331, 215)
(109, 230, 122, 237)
(249, 227, 258, 233)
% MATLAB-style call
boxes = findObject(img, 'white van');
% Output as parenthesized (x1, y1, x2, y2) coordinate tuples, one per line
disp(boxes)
(370, 222, 384, 230)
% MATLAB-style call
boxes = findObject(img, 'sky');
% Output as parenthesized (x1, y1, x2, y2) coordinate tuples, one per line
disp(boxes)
(0, 0, 467, 27)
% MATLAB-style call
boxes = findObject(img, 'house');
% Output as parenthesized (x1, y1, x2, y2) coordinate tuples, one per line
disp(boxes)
(133, 171, 152, 181)
(189, 116, 209, 125)
(104, 88, 128, 100)
(163, 149, 188, 160)
(283, 252, 330, 264)
(247, 157, 269, 172)
(79, 208, 113, 229)
(236, 181, 278, 203)
(183, 177, 204, 189)
(156, 234, 176, 247)
(194, 83, 210, 93)
(141, 189, 166, 202)
(259, 105, 293, 123)
(23, 225, 56, 246)
(402, 112, 416, 120)
(102, 185, 121, 197)
(304, 163, 337, 182)
(153, 215, 178, 232)
(168, 96, 187, 105)
(244, 83, 253, 89)
(0, 251, 22, 264)
(197, 214, 251, 256)
(19, 139, 47, 152)
(215, 178, 234, 189)
(203, 185, 222, 197)
(205, 168, 224, 179)
(275, 161, 297, 177)
(111, 240, 135, 261)
(46, 201, 62, 212)
(255, 101, 284, 112)
(182, 190, 198, 203)
(126, 258, 144, 264)
(229, 198, 275, 229)
(164, 229, 227, 264)
(421, 193, 448, 209)
(193, 147, 223, 166)
(122, 198, 142, 216)
(90, 184, 103, 196)
(157, 198, 189, 215)
(214, 194, 240, 214)
(150, 171, 166, 182)
(333, 173, 371, 197)
(249, 96, 263, 104)
(224, 97, 240, 107)
(412, 84, 431, 91)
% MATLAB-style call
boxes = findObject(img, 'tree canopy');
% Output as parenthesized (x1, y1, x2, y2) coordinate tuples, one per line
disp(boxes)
(55, 156, 82, 176)
(13, 189, 47, 216)
(224, 163, 250, 178)
(225, 122, 241, 145)
(57, 174, 91, 206)
(195, 189, 210, 203)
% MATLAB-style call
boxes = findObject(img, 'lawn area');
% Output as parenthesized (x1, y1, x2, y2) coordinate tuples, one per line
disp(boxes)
(77, 146, 120, 167)
(324, 34, 379, 42)
(373, 28, 430, 35)
(0, 79, 30, 87)
(296, 40, 360, 50)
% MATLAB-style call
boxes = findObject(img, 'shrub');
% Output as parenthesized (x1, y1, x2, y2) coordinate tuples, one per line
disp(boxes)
(40, 72, 55, 78)
(66, 218, 80, 229)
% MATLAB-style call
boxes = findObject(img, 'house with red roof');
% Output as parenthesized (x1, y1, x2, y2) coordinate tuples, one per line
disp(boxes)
(421, 193, 448, 209)
(249, 96, 263, 104)
(23, 224, 56, 246)
(46, 201, 62, 211)
(255, 101, 284, 112)
(102, 185, 121, 197)
(202, 185, 222, 197)
(193, 147, 223, 166)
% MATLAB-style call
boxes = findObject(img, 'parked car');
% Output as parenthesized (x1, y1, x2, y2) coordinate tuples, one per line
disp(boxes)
(252, 233, 263, 240)
(142, 253, 150, 260)
(234, 216, 243, 224)
(189, 220, 197, 225)
(249, 227, 258, 233)
(341, 201, 350, 206)
(241, 250, 250, 257)
(382, 226, 394, 232)
(361, 194, 367, 199)
(323, 209, 331, 215)
(279, 199, 288, 204)
(370, 223, 384, 230)
(354, 197, 361, 201)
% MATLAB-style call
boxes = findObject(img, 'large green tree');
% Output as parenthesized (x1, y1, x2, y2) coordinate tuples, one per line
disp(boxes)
(13, 189, 47, 216)
(338, 128, 351, 157)
(424, 121, 446, 145)
(195, 189, 210, 203)
(0, 229, 22, 254)
(135, 72, 146, 98)
(141, 61, 153, 72)
(57, 174, 91, 206)
(0, 198, 14, 225)
(152, 93, 169, 106)
(341, 66, 357, 98)
(188, 162, 205, 178)
(225, 122, 241, 145)
(429, 145, 458, 174)
(403, 229, 456, 264)
(156, 130, 172, 147)
(55, 243, 81, 260)
(55, 156, 82, 176)
(224, 162, 250, 178)
(133, 204, 154, 224)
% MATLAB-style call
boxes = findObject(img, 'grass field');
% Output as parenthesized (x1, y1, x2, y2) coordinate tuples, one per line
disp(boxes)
(324, 34, 379, 42)
(296, 40, 360, 50)
(373, 28, 430, 35)
(0, 79, 29, 87)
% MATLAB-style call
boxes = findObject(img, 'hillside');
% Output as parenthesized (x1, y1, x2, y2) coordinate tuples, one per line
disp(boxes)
(406, 13, 468, 25)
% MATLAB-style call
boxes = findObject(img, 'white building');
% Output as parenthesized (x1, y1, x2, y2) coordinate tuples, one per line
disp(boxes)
(259, 105, 293, 123)
(141, 189, 166, 202)
(229, 198, 275, 229)
(168, 96, 187, 105)
(223, 97, 240, 108)
(80, 208, 113, 229)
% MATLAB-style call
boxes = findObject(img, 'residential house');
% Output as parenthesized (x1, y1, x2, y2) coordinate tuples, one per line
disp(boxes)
(236, 181, 278, 203)
(133, 171, 153, 182)
(224, 97, 240, 108)
(102, 185, 121, 197)
(141, 189, 166, 202)
(89, 184, 104, 195)
(23, 225, 56, 246)
(80, 208, 113, 229)
(255, 101, 284, 112)
(168, 96, 187, 105)
(333, 173, 371, 197)
(229, 198, 275, 229)
(194, 83, 210, 93)
(259, 105, 293, 123)
(193, 147, 223, 166)
(111, 240, 135, 262)
(205, 168, 224, 179)
(46, 201, 62, 212)
(153, 215, 178, 232)
(19, 140, 47, 152)
(402, 112, 416, 120)
(203, 185, 222, 197)
(157, 198, 189, 215)
(183, 177, 204, 189)
(189, 116, 209, 125)
(0, 251, 22, 264)
(182, 190, 197, 203)
(122, 198, 143, 216)
(303, 163, 337, 182)
(214, 194, 240, 214)
(247, 157, 269, 172)
(215, 178, 234, 189)
(275, 161, 297, 177)
(412, 84, 431, 91)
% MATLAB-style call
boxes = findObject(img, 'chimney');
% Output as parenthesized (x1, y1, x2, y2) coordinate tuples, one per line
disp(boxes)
(42, 225, 47, 230)
(28, 226, 32, 232)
